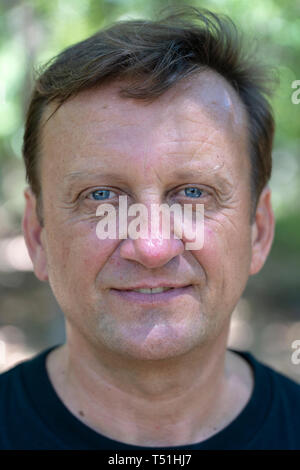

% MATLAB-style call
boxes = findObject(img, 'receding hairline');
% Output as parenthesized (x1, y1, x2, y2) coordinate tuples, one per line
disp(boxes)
(40, 68, 249, 135)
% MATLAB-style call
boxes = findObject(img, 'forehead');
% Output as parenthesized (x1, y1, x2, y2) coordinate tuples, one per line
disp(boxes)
(40, 70, 249, 178)
(44, 69, 247, 126)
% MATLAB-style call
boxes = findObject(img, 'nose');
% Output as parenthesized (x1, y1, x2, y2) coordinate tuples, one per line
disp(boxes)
(117, 193, 186, 268)
(119, 235, 185, 269)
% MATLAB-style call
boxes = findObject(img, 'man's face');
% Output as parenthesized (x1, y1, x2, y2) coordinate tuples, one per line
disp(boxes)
(26, 71, 266, 360)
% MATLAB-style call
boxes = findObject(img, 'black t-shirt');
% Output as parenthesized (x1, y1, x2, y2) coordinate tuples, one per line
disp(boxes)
(0, 346, 299, 450)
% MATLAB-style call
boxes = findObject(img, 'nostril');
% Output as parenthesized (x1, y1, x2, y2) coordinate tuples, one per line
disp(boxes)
(119, 236, 185, 269)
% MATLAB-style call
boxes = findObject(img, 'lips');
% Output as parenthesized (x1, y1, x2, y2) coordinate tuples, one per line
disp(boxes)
(113, 283, 191, 291)
(110, 285, 193, 303)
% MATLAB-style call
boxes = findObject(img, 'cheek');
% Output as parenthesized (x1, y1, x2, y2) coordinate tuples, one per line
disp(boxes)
(192, 225, 224, 271)
(190, 221, 253, 319)
(44, 221, 119, 287)
(192, 222, 252, 280)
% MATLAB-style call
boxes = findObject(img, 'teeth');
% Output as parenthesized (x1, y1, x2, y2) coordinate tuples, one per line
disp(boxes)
(132, 287, 173, 294)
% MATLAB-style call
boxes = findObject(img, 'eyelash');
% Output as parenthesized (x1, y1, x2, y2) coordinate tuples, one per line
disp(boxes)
(84, 186, 208, 203)
(86, 189, 118, 201)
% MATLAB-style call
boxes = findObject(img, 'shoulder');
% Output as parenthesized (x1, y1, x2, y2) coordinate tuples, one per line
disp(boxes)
(266, 361, 300, 404)
(0, 360, 24, 391)
(249, 353, 300, 392)
(231, 349, 300, 388)
(236, 350, 300, 417)
(0, 356, 35, 413)
(231, 350, 300, 449)
(0, 347, 56, 402)
(0, 347, 60, 450)
(0, 359, 29, 448)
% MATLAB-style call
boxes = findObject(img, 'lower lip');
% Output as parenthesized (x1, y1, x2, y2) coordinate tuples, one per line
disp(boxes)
(110, 286, 194, 303)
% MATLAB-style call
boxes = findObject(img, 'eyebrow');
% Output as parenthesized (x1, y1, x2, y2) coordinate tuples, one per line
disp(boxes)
(171, 167, 233, 191)
(172, 168, 225, 180)
(64, 166, 232, 191)
(64, 171, 129, 185)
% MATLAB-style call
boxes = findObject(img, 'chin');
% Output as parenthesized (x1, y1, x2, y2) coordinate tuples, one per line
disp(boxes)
(106, 331, 205, 361)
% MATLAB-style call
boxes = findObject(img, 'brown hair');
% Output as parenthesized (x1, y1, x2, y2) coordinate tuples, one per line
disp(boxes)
(22, 6, 275, 223)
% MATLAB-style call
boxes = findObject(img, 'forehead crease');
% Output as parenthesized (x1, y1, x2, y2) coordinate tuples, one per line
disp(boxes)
(40, 72, 249, 182)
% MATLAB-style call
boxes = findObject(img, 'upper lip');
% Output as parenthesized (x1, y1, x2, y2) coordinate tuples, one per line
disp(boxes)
(112, 283, 192, 290)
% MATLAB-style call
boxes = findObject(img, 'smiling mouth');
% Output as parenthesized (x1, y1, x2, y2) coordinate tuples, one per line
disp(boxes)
(110, 285, 193, 303)
(124, 287, 174, 294)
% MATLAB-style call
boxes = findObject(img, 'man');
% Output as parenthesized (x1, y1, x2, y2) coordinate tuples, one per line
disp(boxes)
(0, 7, 299, 450)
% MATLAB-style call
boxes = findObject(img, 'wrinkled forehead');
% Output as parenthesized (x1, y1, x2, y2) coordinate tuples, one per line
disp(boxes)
(39, 69, 251, 193)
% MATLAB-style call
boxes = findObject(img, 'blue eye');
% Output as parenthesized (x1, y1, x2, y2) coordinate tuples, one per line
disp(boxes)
(90, 189, 112, 200)
(184, 187, 203, 198)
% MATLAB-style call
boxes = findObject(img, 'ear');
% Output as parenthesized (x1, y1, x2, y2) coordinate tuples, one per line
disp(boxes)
(22, 188, 49, 281)
(249, 186, 275, 275)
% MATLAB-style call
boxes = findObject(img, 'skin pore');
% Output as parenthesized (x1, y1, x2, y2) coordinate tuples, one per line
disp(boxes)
(23, 70, 274, 447)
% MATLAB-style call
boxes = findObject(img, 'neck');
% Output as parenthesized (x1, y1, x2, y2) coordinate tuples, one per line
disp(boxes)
(46, 322, 253, 447)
